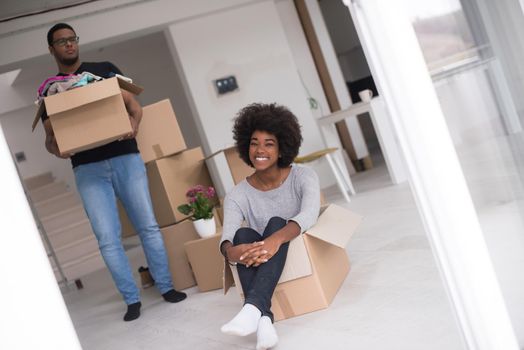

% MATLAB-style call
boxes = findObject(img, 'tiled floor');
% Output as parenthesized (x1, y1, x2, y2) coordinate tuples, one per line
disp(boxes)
(62, 161, 466, 350)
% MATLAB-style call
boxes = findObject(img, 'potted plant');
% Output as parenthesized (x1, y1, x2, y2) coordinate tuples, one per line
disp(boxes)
(177, 185, 216, 238)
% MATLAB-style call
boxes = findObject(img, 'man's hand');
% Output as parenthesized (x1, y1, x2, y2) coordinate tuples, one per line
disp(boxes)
(43, 120, 72, 158)
(123, 116, 139, 139)
(121, 89, 142, 139)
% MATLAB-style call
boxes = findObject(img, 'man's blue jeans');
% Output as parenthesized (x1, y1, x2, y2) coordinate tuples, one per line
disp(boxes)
(233, 217, 289, 322)
(74, 153, 173, 304)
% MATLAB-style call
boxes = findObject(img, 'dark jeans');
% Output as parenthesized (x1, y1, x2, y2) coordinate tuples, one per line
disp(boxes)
(233, 216, 289, 322)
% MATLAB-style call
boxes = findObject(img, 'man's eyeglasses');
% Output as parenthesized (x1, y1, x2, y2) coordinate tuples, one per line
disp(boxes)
(52, 36, 79, 47)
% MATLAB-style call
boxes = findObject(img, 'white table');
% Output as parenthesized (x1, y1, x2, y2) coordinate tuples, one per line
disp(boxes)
(316, 97, 407, 190)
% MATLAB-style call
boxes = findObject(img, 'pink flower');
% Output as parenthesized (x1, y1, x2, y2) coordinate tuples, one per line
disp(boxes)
(186, 185, 204, 198)
(206, 186, 215, 198)
(179, 185, 216, 221)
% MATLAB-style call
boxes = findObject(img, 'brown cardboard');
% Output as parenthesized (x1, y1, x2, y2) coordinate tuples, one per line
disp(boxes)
(160, 220, 199, 290)
(206, 146, 253, 185)
(147, 147, 214, 227)
(224, 203, 361, 321)
(117, 147, 215, 236)
(223, 147, 254, 184)
(32, 77, 143, 156)
(184, 232, 224, 292)
(137, 99, 186, 163)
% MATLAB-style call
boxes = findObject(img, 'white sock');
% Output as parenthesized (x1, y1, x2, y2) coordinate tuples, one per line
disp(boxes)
(221, 303, 261, 336)
(256, 316, 278, 350)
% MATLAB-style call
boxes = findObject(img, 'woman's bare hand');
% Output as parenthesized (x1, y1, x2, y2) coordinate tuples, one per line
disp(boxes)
(226, 242, 266, 266)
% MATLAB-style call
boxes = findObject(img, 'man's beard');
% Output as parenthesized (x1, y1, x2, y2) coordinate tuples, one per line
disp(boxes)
(59, 54, 79, 67)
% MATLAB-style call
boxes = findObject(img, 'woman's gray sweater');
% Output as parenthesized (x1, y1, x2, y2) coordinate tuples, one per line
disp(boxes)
(220, 165, 321, 246)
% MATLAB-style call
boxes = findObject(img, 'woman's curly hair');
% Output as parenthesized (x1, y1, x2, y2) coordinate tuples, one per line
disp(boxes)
(233, 103, 302, 168)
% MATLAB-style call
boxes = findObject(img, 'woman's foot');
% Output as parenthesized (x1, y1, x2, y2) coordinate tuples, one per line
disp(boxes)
(256, 316, 278, 350)
(220, 303, 261, 336)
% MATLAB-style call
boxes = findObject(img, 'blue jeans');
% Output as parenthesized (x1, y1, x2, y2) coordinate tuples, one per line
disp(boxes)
(234, 217, 289, 322)
(74, 153, 173, 304)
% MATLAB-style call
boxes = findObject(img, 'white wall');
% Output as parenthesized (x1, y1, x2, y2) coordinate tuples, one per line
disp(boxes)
(166, 1, 327, 194)
(80, 32, 202, 149)
(0, 106, 76, 188)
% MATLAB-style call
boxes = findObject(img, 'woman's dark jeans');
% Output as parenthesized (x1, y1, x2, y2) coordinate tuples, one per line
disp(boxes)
(233, 216, 289, 322)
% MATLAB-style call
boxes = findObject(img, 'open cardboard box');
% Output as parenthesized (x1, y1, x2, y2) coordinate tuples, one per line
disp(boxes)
(32, 77, 143, 156)
(224, 204, 362, 321)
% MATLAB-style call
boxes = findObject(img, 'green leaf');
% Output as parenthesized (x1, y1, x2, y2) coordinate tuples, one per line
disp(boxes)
(177, 204, 193, 215)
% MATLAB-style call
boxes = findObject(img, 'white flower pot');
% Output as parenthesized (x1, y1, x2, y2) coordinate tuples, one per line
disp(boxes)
(192, 216, 216, 238)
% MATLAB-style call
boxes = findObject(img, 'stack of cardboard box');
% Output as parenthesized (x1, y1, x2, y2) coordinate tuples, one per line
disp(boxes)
(118, 98, 218, 291)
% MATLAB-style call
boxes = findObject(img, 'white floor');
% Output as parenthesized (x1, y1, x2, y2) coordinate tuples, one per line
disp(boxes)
(61, 159, 467, 350)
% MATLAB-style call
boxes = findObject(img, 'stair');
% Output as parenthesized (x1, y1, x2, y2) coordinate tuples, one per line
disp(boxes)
(24, 174, 104, 285)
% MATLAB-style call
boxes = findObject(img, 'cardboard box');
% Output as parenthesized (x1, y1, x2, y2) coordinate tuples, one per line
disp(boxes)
(32, 77, 143, 156)
(137, 99, 186, 163)
(161, 220, 200, 290)
(147, 147, 214, 227)
(184, 232, 224, 292)
(119, 204, 221, 238)
(224, 204, 361, 321)
(207, 146, 253, 185)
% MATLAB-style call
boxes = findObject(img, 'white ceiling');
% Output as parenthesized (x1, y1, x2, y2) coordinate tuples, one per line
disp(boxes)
(0, 0, 99, 22)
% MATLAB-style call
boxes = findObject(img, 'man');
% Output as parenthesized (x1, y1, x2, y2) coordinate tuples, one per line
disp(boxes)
(43, 23, 186, 321)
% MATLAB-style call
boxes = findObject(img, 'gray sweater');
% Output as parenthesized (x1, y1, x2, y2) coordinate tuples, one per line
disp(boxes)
(220, 165, 321, 246)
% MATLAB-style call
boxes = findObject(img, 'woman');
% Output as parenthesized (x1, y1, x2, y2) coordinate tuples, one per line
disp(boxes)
(220, 103, 320, 350)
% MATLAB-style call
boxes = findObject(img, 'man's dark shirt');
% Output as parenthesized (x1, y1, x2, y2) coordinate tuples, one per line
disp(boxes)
(41, 61, 139, 168)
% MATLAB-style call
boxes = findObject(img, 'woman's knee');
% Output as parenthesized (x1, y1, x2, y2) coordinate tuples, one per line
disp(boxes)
(264, 217, 286, 236)
(233, 227, 260, 245)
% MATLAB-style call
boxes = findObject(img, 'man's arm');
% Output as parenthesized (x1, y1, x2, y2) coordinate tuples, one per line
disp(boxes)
(121, 89, 142, 138)
(43, 119, 70, 158)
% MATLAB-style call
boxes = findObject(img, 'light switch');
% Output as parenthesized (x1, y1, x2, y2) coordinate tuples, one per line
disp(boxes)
(214, 75, 238, 95)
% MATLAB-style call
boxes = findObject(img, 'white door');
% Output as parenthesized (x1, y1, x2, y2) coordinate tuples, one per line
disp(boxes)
(346, 0, 524, 348)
